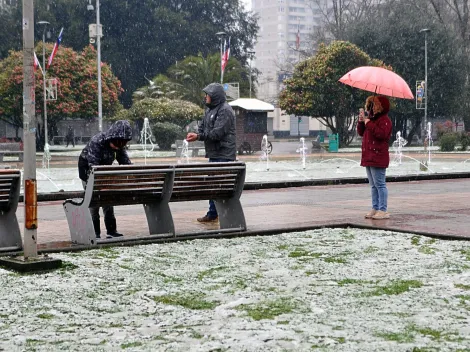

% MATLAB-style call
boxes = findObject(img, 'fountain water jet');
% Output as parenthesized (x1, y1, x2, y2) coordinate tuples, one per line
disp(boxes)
(140, 117, 154, 165)
(178, 139, 190, 164)
(260, 135, 270, 171)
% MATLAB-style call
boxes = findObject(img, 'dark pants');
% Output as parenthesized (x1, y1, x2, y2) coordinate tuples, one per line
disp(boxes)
(82, 181, 117, 234)
(206, 158, 232, 218)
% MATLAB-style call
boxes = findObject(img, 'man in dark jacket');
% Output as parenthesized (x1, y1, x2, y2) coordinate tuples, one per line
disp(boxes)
(78, 120, 133, 238)
(186, 83, 237, 222)
(65, 125, 75, 147)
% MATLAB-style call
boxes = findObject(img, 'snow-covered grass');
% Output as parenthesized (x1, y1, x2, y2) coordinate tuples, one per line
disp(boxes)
(1, 228, 470, 351)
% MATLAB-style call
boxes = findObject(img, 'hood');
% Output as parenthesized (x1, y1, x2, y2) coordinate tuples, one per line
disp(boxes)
(365, 95, 390, 116)
(104, 120, 133, 141)
(202, 83, 226, 107)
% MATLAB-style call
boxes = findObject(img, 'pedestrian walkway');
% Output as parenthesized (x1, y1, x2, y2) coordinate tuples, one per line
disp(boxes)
(13, 177, 470, 252)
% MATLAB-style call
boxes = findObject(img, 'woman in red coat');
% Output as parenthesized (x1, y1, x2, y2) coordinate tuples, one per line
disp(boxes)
(357, 95, 392, 219)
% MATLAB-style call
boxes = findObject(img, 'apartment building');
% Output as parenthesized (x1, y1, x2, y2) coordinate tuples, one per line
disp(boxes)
(252, 0, 329, 137)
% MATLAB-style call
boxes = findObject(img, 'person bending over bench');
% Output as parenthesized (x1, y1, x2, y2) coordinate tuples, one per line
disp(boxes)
(78, 120, 133, 239)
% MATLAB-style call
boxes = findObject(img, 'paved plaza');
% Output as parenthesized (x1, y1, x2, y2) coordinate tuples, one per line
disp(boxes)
(6, 142, 470, 251)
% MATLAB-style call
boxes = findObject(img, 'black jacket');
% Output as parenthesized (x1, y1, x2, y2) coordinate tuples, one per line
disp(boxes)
(78, 120, 132, 181)
(198, 83, 236, 160)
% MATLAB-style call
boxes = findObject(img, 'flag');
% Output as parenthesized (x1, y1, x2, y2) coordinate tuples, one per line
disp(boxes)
(33, 52, 43, 74)
(221, 36, 231, 74)
(296, 26, 300, 50)
(47, 27, 64, 70)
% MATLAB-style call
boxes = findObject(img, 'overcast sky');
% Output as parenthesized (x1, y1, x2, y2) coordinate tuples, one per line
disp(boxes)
(241, 0, 251, 10)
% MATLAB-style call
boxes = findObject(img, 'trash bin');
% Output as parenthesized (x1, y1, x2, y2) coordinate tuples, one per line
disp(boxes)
(318, 131, 324, 143)
(328, 133, 339, 152)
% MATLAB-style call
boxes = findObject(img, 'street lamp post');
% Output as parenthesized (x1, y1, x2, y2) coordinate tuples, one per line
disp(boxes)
(37, 21, 50, 167)
(215, 31, 226, 84)
(88, 0, 103, 132)
(420, 28, 430, 140)
(247, 50, 255, 98)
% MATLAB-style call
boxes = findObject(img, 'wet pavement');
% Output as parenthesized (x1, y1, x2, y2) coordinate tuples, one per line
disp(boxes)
(6, 147, 470, 252)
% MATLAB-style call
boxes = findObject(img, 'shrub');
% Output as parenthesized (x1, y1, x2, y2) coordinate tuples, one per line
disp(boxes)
(459, 132, 470, 151)
(152, 122, 185, 150)
(439, 132, 458, 152)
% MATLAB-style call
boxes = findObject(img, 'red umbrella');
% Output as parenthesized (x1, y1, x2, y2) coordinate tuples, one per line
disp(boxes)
(339, 66, 414, 100)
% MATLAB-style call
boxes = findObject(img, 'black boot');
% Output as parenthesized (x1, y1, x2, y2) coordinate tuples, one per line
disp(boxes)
(104, 217, 123, 238)
(92, 218, 101, 238)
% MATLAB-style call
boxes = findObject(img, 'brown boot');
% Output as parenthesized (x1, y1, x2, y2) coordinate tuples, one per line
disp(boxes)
(365, 209, 378, 219)
(372, 211, 390, 220)
(197, 215, 218, 223)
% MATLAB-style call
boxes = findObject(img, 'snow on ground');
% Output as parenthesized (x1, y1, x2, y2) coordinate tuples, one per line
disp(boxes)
(1, 228, 470, 351)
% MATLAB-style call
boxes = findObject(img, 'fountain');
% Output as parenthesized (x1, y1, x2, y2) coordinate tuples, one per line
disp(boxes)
(391, 131, 407, 165)
(297, 137, 308, 170)
(178, 139, 190, 164)
(425, 121, 433, 166)
(42, 143, 51, 169)
(140, 117, 155, 165)
(260, 135, 270, 171)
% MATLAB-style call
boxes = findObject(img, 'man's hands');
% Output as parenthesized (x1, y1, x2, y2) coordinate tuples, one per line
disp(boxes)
(186, 132, 198, 142)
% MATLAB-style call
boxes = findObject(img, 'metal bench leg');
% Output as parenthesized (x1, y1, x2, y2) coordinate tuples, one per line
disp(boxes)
(214, 198, 246, 231)
(143, 202, 175, 236)
(0, 212, 22, 250)
(63, 203, 97, 246)
(192, 149, 199, 157)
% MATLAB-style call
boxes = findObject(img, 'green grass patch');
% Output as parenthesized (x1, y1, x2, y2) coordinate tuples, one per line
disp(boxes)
(197, 266, 227, 280)
(277, 244, 289, 250)
(37, 313, 54, 319)
(121, 341, 143, 349)
(455, 283, 470, 290)
(237, 298, 297, 321)
(375, 329, 415, 343)
(153, 294, 218, 310)
(364, 246, 379, 254)
(93, 247, 120, 259)
(366, 280, 423, 296)
(337, 278, 372, 286)
(460, 248, 470, 261)
(411, 236, 421, 246)
(324, 256, 347, 264)
(418, 246, 436, 255)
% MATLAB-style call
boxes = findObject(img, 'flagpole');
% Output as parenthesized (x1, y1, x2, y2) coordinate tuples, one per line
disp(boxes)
(216, 32, 226, 84)
(96, 0, 103, 132)
(38, 21, 50, 169)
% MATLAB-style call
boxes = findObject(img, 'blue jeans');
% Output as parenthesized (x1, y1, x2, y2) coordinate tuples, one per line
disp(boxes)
(207, 158, 232, 218)
(365, 166, 388, 211)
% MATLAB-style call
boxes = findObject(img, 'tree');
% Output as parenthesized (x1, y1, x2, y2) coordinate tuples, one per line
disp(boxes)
(345, 0, 468, 142)
(279, 41, 385, 146)
(0, 44, 122, 149)
(23, 0, 259, 107)
(117, 97, 203, 135)
(135, 53, 253, 106)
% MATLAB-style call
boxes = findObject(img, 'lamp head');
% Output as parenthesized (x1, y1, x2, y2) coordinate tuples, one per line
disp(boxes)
(215, 31, 226, 38)
(247, 50, 255, 57)
(420, 28, 430, 34)
(37, 21, 50, 26)
(87, 0, 94, 11)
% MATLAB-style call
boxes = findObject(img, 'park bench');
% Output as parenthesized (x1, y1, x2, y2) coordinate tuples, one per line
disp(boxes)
(62, 162, 247, 245)
(52, 136, 65, 145)
(63, 165, 175, 245)
(0, 143, 23, 162)
(0, 169, 22, 252)
(174, 139, 205, 157)
(172, 162, 246, 232)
